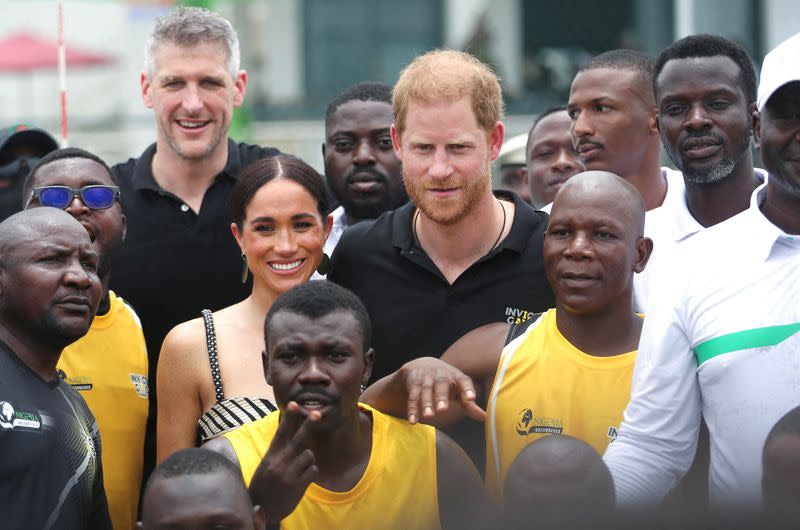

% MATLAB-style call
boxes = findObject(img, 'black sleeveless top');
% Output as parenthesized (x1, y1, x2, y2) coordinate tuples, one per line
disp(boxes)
(196, 309, 277, 444)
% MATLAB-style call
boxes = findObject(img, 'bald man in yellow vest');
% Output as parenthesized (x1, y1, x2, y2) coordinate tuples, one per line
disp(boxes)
(363, 171, 653, 501)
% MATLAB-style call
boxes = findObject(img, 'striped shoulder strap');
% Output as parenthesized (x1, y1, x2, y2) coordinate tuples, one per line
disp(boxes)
(201, 309, 225, 402)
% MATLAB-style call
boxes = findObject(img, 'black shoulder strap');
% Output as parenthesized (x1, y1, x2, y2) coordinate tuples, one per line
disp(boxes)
(504, 312, 544, 346)
(201, 309, 224, 402)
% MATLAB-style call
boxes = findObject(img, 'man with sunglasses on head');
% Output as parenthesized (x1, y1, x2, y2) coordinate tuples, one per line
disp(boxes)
(24, 147, 149, 530)
(0, 124, 58, 222)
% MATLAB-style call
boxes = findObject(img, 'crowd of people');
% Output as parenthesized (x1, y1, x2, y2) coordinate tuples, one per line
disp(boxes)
(0, 6, 798, 530)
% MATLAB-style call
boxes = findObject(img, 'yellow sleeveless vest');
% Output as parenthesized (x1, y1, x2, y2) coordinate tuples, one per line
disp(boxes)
(224, 402, 442, 530)
(485, 309, 637, 500)
(57, 291, 149, 530)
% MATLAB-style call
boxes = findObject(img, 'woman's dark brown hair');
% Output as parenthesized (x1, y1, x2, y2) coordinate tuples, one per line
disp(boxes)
(229, 155, 329, 227)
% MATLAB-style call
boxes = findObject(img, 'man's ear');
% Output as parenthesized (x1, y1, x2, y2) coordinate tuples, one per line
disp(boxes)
(488, 121, 506, 161)
(633, 236, 654, 274)
(233, 70, 247, 108)
(391, 124, 402, 161)
(141, 71, 153, 109)
(752, 109, 762, 151)
(253, 504, 267, 530)
(262, 348, 271, 386)
(648, 106, 659, 135)
(362, 347, 375, 387)
(120, 213, 127, 242)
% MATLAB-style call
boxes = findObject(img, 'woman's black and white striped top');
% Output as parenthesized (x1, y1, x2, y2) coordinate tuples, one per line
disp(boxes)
(196, 309, 277, 444)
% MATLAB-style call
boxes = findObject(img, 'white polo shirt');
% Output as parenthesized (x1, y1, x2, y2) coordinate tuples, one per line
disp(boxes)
(633, 168, 768, 312)
(604, 182, 800, 510)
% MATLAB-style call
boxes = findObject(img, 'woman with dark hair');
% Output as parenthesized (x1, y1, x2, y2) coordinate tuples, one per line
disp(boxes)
(156, 155, 331, 462)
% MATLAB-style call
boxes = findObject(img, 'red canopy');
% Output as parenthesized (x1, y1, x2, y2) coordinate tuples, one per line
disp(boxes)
(0, 32, 113, 72)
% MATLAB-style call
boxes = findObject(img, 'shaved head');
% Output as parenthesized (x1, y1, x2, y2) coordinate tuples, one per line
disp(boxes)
(0, 208, 91, 266)
(552, 171, 646, 236)
(545, 170, 652, 317)
(0, 207, 100, 364)
(503, 435, 615, 529)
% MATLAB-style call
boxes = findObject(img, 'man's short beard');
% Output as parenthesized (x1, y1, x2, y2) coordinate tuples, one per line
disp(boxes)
(166, 130, 226, 161)
(681, 128, 752, 185)
(403, 164, 489, 226)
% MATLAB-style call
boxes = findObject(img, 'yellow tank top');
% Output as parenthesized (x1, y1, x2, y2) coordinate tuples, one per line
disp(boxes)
(485, 308, 637, 500)
(224, 403, 441, 530)
(57, 291, 149, 530)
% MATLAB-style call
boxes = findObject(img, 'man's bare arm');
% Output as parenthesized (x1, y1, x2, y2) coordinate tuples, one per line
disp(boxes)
(361, 322, 509, 426)
(436, 430, 498, 530)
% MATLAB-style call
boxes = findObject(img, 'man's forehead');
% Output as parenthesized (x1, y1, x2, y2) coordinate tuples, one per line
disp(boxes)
(328, 101, 393, 134)
(334, 99, 393, 120)
(531, 113, 572, 143)
(7, 227, 92, 258)
(146, 473, 249, 520)
(657, 57, 744, 94)
(34, 158, 113, 186)
(152, 41, 231, 75)
(269, 311, 361, 340)
(571, 68, 646, 101)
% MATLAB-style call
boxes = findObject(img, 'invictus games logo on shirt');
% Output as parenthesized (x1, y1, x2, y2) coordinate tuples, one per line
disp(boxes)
(505, 307, 536, 325)
(515, 408, 563, 436)
(130, 374, 149, 399)
(0, 400, 42, 431)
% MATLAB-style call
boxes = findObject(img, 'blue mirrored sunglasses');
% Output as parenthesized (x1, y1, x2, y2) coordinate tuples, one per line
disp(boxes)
(26, 185, 120, 210)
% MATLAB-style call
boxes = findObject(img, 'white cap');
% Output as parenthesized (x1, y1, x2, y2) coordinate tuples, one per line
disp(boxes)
(757, 32, 800, 111)
(496, 133, 529, 166)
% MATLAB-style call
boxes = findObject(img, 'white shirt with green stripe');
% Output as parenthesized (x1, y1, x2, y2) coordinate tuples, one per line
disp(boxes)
(604, 182, 800, 511)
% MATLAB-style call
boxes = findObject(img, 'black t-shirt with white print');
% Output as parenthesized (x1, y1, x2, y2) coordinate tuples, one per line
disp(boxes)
(0, 339, 111, 530)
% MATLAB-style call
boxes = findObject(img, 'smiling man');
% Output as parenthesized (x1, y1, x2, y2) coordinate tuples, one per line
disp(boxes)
(328, 50, 553, 384)
(24, 147, 148, 530)
(632, 35, 765, 312)
(362, 171, 652, 507)
(110, 7, 281, 483)
(0, 208, 110, 529)
(207, 281, 493, 530)
(604, 32, 800, 511)
(320, 82, 406, 263)
(328, 52, 554, 469)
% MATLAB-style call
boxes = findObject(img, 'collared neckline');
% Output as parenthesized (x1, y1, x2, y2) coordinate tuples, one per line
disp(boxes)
(329, 205, 348, 234)
(747, 182, 800, 262)
(666, 167, 769, 244)
(131, 138, 242, 192)
(391, 189, 540, 255)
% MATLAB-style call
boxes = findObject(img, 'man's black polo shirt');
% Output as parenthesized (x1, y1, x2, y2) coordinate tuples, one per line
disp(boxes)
(328, 190, 555, 382)
(110, 139, 280, 360)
